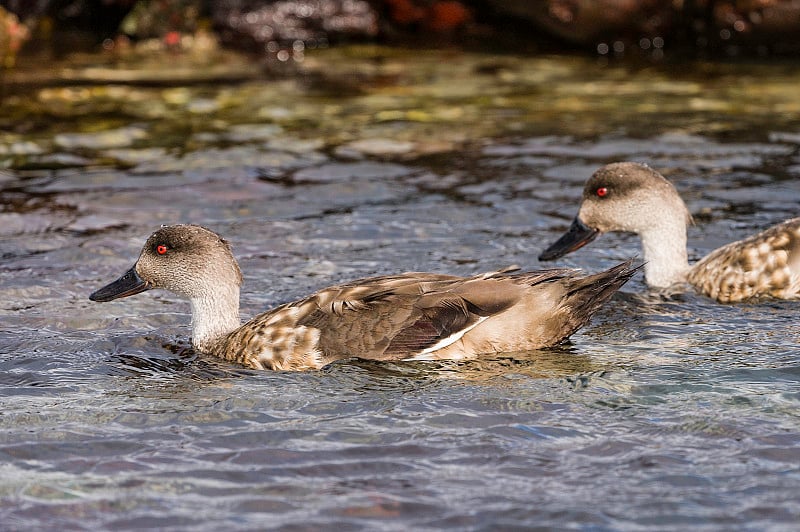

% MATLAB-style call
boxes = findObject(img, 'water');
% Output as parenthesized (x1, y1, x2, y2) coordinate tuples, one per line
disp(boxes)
(1, 46, 800, 530)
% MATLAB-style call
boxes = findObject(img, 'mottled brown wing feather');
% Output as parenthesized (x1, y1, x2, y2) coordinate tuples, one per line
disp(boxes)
(452, 269, 574, 314)
(292, 273, 459, 360)
(383, 298, 478, 356)
(688, 217, 800, 302)
(299, 267, 582, 360)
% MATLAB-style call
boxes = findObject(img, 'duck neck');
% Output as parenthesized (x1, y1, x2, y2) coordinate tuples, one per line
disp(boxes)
(640, 219, 690, 288)
(189, 283, 241, 352)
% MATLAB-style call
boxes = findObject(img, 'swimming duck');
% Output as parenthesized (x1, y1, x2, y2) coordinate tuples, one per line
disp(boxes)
(90, 224, 639, 370)
(539, 162, 800, 303)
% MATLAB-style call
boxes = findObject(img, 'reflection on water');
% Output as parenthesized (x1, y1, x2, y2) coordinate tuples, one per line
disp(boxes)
(1, 47, 799, 529)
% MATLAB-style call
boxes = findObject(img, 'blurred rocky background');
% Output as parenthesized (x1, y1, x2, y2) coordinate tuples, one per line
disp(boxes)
(1, 0, 800, 69)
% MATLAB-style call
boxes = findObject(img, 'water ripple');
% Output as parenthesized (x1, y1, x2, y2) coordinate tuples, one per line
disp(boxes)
(2, 50, 800, 530)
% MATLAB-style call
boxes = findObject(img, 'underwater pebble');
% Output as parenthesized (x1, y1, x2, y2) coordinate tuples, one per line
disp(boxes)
(337, 138, 416, 156)
(103, 147, 168, 165)
(224, 124, 283, 142)
(265, 137, 325, 154)
(31, 153, 94, 167)
(54, 126, 148, 150)
(161, 88, 191, 105)
(0, 141, 45, 156)
(187, 99, 220, 114)
(257, 106, 294, 120)
(769, 131, 800, 144)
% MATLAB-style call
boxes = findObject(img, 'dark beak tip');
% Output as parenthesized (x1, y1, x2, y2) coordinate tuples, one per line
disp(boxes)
(539, 217, 600, 262)
(89, 266, 150, 302)
(88, 289, 114, 302)
(537, 249, 559, 262)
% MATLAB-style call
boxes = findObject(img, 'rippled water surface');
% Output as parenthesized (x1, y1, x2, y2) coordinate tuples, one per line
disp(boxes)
(1, 47, 800, 530)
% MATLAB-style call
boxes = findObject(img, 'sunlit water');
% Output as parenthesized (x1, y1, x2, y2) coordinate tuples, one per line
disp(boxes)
(1, 47, 799, 530)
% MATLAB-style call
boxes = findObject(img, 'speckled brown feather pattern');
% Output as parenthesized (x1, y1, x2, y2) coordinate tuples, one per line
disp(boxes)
(90, 224, 639, 371)
(687, 217, 800, 303)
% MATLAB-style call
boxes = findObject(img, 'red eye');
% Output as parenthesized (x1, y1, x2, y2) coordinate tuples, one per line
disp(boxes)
(596, 187, 608, 197)
(156, 245, 168, 255)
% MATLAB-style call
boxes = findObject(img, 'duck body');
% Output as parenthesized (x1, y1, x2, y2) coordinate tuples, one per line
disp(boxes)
(539, 162, 800, 303)
(90, 225, 639, 371)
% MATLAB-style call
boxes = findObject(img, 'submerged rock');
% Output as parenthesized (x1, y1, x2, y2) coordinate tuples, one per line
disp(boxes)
(212, 0, 379, 60)
(484, 0, 800, 56)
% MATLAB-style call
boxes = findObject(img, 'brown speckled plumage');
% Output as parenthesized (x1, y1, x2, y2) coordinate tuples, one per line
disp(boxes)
(540, 162, 800, 303)
(687, 218, 800, 303)
(90, 224, 639, 371)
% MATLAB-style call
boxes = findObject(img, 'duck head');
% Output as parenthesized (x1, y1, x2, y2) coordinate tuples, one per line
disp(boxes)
(90, 224, 243, 303)
(539, 162, 692, 262)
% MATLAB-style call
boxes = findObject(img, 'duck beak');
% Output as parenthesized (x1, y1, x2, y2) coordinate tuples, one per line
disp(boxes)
(89, 266, 151, 302)
(539, 217, 600, 261)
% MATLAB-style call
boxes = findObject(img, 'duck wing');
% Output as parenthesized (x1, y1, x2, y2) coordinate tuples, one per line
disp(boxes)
(299, 268, 572, 362)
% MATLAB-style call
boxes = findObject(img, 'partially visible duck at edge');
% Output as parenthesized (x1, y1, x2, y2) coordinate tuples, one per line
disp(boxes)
(90, 224, 639, 371)
(539, 161, 800, 303)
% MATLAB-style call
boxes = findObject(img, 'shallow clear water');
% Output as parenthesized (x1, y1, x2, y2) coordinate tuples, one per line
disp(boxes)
(1, 47, 800, 530)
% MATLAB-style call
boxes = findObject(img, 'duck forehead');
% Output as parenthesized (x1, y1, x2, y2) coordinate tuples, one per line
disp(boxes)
(582, 171, 628, 199)
(146, 224, 217, 250)
(583, 163, 662, 198)
(583, 173, 606, 197)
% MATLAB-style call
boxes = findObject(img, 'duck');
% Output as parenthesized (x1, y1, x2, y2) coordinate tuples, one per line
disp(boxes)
(539, 161, 800, 303)
(89, 224, 640, 371)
